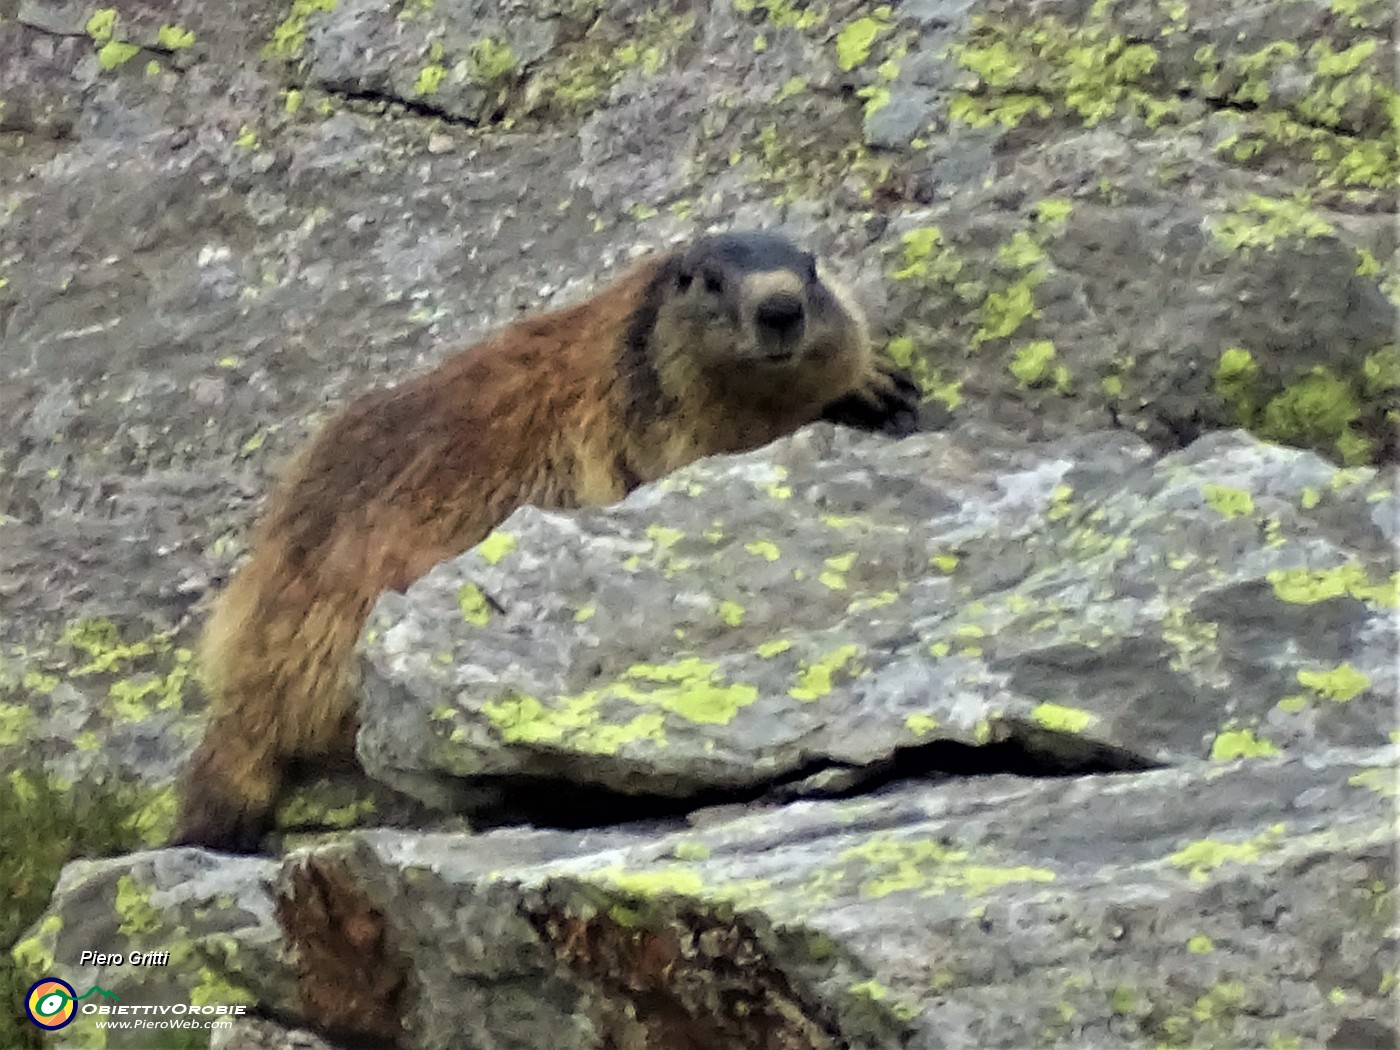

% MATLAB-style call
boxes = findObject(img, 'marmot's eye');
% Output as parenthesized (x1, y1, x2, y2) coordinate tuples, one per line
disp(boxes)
(703, 268, 724, 295)
(676, 269, 693, 292)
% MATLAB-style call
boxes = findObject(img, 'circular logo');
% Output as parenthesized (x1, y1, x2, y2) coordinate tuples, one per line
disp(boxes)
(26, 978, 77, 1030)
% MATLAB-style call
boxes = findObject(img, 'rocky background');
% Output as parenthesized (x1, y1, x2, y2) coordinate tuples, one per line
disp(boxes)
(0, 0, 1396, 1048)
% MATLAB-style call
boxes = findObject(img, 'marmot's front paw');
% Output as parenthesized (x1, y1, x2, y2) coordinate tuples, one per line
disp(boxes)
(820, 359, 922, 437)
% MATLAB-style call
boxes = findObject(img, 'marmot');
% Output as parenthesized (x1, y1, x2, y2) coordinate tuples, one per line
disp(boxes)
(174, 231, 920, 852)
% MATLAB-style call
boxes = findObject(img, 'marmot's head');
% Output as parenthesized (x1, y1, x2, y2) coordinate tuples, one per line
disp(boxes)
(638, 232, 871, 409)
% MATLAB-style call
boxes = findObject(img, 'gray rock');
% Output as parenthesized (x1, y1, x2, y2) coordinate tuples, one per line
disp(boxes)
(358, 426, 1395, 812)
(210, 1018, 344, 1050)
(22, 750, 1396, 1048)
(863, 86, 939, 149)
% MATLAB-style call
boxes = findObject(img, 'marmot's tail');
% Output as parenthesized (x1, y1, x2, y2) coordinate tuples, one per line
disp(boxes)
(171, 552, 370, 853)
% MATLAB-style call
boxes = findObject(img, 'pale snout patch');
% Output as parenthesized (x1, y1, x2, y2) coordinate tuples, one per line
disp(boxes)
(741, 269, 806, 315)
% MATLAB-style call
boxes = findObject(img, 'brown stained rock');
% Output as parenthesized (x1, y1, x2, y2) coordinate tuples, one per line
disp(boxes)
(276, 856, 410, 1048)
(527, 904, 854, 1050)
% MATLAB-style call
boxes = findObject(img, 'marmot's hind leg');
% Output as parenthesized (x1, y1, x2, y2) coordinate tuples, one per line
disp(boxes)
(171, 724, 283, 853)
(172, 571, 368, 853)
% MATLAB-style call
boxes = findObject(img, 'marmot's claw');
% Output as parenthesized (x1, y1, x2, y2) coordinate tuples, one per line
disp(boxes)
(821, 360, 923, 437)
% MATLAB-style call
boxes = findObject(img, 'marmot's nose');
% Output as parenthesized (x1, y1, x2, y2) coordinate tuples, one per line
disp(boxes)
(754, 293, 805, 340)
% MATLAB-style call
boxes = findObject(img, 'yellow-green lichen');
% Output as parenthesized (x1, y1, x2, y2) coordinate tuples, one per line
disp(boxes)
(997, 230, 1045, 269)
(114, 874, 163, 938)
(1360, 346, 1399, 393)
(672, 840, 710, 862)
(758, 465, 792, 500)
(887, 334, 962, 411)
(477, 531, 516, 564)
(756, 639, 791, 658)
(276, 789, 376, 830)
(948, 7, 1395, 192)
(835, 10, 890, 72)
(647, 525, 684, 549)
(1191, 981, 1247, 1023)
(890, 226, 962, 283)
(847, 979, 921, 1023)
(1188, 934, 1215, 954)
(950, 17, 1172, 130)
(1202, 484, 1254, 519)
(156, 24, 195, 49)
(86, 9, 118, 43)
(819, 552, 857, 591)
(413, 63, 446, 96)
(746, 539, 781, 561)
(191, 966, 255, 1009)
(1110, 985, 1137, 1015)
(1047, 483, 1074, 522)
(1210, 194, 1335, 252)
(1209, 728, 1280, 760)
(1267, 562, 1397, 607)
(1295, 663, 1371, 702)
(1161, 606, 1218, 671)
(838, 835, 1056, 899)
(97, 40, 140, 69)
(1030, 702, 1094, 733)
(1034, 198, 1074, 226)
(482, 692, 667, 753)
(905, 713, 940, 737)
(595, 864, 704, 898)
(12, 913, 62, 974)
(533, 11, 694, 117)
(1214, 346, 1259, 423)
(1168, 823, 1284, 881)
(973, 273, 1041, 345)
(847, 589, 900, 614)
(717, 601, 745, 627)
(482, 658, 760, 753)
(457, 583, 491, 626)
(0, 703, 35, 747)
(1347, 767, 1397, 798)
(52, 620, 194, 723)
(746, 120, 874, 208)
(468, 38, 516, 83)
(735, 0, 827, 31)
(1009, 339, 1059, 387)
(929, 552, 960, 573)
(266, 0, 337, 59)
(619, 660, 759, 723)
(790, 645, 862, 701)
(1205, 29, 1396, 190)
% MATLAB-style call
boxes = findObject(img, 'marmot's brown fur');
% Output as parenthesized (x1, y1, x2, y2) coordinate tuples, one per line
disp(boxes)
(173, 231, 920, 852)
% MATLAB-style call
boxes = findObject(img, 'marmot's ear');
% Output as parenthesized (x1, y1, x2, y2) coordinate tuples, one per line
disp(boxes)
(663, 257, 691, 298)
(663, 252, 693, 293)
(820, 360, 923, 437)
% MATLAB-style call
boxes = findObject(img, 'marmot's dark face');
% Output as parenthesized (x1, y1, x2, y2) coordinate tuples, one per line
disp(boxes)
(654, 232, 869, 386)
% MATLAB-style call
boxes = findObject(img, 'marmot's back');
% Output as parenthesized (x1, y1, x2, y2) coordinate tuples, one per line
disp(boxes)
(173, 232, 920, 852)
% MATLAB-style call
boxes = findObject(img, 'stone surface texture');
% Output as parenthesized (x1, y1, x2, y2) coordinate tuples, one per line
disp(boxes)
(1, 0, 1396, 1048)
